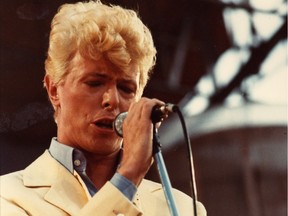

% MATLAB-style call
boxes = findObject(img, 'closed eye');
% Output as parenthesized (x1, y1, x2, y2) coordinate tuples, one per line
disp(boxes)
(85, 81, 102, 87)
(118, 84, 136, 94)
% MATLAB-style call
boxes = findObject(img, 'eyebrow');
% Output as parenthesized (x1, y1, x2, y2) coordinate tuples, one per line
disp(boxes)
(86, 72, 110, 79)
(85, 72, 138, 86)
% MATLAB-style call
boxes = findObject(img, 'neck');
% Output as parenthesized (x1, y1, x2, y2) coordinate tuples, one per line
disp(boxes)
(84, 149, 121, 189)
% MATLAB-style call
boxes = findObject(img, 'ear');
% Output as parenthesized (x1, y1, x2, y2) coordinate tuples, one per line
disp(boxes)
(44, 75, 60, 110)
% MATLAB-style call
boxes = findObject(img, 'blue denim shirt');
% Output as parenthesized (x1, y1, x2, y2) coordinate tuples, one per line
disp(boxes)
(48, 138, 136, 200)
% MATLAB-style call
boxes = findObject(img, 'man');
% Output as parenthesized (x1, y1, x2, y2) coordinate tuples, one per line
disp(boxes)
(0, 1, 206, 215)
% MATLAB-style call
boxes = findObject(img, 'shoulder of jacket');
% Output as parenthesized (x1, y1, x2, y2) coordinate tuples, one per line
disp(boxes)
(0, 170, 24, 183)
(138, 179, 162, 193)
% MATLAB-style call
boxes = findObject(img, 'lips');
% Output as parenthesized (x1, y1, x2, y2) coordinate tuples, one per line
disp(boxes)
(93, 118, 114, 130)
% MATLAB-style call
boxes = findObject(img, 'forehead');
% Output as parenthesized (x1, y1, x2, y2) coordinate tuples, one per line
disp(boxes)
(69, 53, 140, 83)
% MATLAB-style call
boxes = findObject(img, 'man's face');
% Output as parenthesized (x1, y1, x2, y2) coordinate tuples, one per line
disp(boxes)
(54, 54, 140, 155)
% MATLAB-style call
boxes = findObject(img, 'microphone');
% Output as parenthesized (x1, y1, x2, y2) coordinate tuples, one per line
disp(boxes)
(113, 103, 176, 137)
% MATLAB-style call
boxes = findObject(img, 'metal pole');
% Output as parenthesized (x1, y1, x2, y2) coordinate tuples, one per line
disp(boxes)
(153, 126, 179, 216)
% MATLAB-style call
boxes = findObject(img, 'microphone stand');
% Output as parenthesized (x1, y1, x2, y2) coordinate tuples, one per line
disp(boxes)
(153, 125, 179, 216)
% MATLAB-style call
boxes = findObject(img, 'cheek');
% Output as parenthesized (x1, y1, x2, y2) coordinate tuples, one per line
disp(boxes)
(119, 97, 137, 112)
(61, 91, 78, 108)
(58, 89, 86, 118)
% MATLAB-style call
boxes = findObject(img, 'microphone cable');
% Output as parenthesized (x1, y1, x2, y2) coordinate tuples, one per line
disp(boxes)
(170, 105, 198, 216)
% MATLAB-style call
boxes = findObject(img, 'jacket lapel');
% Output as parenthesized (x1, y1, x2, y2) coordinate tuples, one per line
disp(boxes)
(22, 151, 162, 215)
(23, 150, 88, 215)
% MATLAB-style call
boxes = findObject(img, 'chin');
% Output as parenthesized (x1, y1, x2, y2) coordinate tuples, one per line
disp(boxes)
(87, 136, 121, 153)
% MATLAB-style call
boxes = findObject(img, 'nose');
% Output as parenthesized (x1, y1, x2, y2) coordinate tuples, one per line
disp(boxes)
(102, 86, 120, 111)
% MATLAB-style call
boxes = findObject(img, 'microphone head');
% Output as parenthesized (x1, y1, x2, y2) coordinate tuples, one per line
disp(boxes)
(113, 112, 127, 137)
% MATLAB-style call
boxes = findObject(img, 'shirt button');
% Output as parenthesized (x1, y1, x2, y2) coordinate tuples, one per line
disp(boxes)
(74, 159, 81, 166)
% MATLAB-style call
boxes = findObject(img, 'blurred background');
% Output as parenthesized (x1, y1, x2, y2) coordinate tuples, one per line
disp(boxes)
(0, 0, 287, 215)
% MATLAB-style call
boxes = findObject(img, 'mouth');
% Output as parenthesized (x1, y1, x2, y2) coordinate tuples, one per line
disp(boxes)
(94, 118, 114, 130)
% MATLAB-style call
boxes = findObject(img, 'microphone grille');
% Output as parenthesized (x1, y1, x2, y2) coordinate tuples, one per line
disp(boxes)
(113, 112, 127, 137)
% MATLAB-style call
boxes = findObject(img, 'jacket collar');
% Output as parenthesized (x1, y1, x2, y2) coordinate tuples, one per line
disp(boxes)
(23, 150, 88, 215)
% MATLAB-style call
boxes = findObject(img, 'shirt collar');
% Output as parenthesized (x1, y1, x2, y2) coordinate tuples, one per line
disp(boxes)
(48, 137, 123, 175)
(49, 138, 74, 173)
(48, 137, 88, 174)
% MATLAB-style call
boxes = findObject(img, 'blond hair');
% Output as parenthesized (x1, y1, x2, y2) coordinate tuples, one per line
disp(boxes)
(44, 0, 156, 94)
